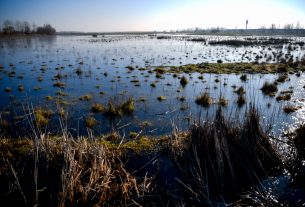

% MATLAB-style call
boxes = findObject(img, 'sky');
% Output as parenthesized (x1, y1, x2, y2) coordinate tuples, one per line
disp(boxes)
(0, 0, 304, 32)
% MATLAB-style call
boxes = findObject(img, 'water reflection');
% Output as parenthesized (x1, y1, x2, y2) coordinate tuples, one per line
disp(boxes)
(0, 35, 304, 137)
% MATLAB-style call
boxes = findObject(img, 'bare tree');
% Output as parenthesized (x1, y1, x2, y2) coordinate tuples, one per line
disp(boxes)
(2, 19, 15, 35)
(270, 24, 276, 30)
(32, 23, 36, 33)
(36, 24, 56, 35)
(22, 21, 31, 34)
(283, 24, 294, 30)
(15, 20, 21, 32)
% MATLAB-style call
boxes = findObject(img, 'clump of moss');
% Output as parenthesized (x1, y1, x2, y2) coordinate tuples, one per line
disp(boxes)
(53, 81, 66, 88)
(56, 91, 68, 96)
(79, 94, 93, 101)
(120, 98, 135, 114)
(34, 108, 53, 127)
(140, 121, 152, 128)
(177, 96, 186, 102)
(237, 94, 246, 106)
(154, 67, 166, 74)
(33, 86, 41, 91)
(276, 73, 288, 83)
(180, 76, 189, 86)
(4, 87, 12, 92)
(126, 66, 135, 70)
(240, 74, 247, 81)
(217, 96, 228, 106)
(261, 81, 278, 96)
(75, 67, 83, 75)
(283, 106, 300, 113)
(45, 96, 53, 101)
(195, 92, 212, 107)
(104, 98, 135, 117)
(157, 96, 166, 101)
(17, 85, 24, 91)
(91, 103, 104, 113)
(84, 116, 98, 128)
(234, 86, 245, 95)
(276, 94, 291, 101)
(129, 131, 138, 139)
(150, 82, 156, 88)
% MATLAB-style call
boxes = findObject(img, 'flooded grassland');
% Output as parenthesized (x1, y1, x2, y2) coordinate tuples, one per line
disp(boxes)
(0, 34, 304, 137)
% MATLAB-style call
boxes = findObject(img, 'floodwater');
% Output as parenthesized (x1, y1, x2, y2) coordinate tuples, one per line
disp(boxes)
(0, 34, 304, 137)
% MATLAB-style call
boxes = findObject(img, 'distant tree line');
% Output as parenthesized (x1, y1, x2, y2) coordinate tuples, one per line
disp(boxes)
(173, 22, 304, 33)
(1, 20, 56, 35)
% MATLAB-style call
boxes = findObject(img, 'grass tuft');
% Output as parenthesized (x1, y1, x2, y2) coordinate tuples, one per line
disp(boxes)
(195, 92, 212, 107)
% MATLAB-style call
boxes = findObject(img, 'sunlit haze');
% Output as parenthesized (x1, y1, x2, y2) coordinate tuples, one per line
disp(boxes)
(1, 0, 305, 32)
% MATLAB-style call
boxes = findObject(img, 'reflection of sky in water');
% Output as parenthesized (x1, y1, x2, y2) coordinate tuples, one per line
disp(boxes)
(0, 35, 304, 137)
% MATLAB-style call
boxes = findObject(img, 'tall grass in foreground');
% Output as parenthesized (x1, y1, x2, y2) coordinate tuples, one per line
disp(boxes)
(169, 107, 283, 204)
(1, 106, 305, 206)
(0, 136, 150, 206)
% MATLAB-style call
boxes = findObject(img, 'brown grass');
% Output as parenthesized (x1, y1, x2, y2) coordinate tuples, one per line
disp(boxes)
(0, 136, 151, 206)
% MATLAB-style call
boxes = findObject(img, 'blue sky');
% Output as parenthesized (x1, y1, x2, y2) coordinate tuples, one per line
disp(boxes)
(0, 0, 304, 32)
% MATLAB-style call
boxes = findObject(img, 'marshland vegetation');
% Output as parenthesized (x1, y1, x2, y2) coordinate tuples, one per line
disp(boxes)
(1, 34, 305, 206)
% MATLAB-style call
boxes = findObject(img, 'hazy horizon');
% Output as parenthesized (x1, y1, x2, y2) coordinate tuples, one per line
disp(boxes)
(1, 0, 305, 32)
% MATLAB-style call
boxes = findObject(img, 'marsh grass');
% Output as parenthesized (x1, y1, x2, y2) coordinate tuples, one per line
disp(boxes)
(104, 98, 135, 117)
(180, 75, 189, 86)
(169, 107, 282, 202)
(283, 105, 300, 113)
(34, 108, 53, 127)
(4, 87, 12, 92)
(217, 96, 228, 106)
(237, 94, 246, 106)
(79, 94, 93, 101)
(53, 81, 65, 88)
(261, 81, 278, 96)
(195, 92, 212, 107)
(157, 96, 166, 101)
(0, 136, 150, 206)
(276, 94, 291, 101)
(0, 105, 304, 206)
(84, 116, 98, 128)
(91, 103, 104, 113)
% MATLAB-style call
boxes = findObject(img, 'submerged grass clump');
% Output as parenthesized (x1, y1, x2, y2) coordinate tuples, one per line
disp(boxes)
(283, 105, 300, 113)
(261, 81, 278, 96)
(276, 94, 291, 101)
(104, 98, 135, 117)
(91, 103, 104, 113)
(180, 75, 189, 86)
(53, 81, 66, 88)
(276, 73, 288, 83)
(17, 84, 24, 91)
(237, 94, 246, 106)
(84, 116, 98, 128)
(157, 96, 166, 101)
(195, 92, 212, 107)
(79, 94, 93, 101)
(4, 87, 11, 92)
(120, 98, 135, 114)
(240, 74, 247, 81)
(217, 96, 228, 106)
(34, 108, 53, 127)
(234, 86, 245, 95)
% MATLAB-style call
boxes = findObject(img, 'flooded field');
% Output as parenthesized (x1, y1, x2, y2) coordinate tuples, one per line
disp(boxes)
(0, 34, 305, 137)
